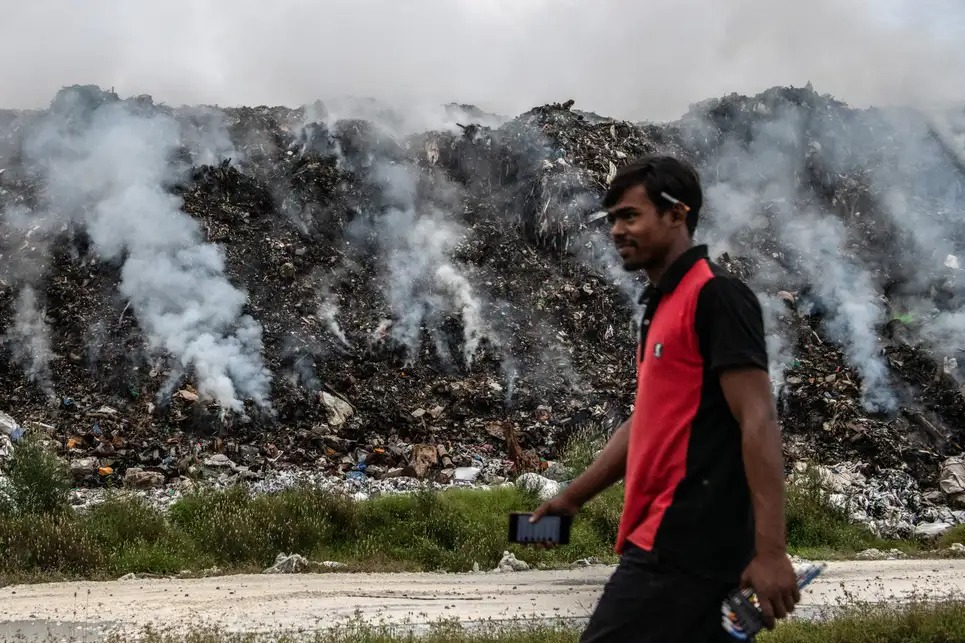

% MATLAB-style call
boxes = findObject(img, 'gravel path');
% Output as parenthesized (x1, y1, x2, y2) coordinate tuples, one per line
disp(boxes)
(1, 560, 964, 640)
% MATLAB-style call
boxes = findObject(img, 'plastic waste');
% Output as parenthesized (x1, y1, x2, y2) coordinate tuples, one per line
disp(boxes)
(0, 411, 24, 442)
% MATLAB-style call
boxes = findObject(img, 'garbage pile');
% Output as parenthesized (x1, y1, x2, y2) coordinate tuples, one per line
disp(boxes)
(0, 84, 963, 535)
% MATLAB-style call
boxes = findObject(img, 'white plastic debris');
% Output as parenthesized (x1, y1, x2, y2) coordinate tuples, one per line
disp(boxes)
(855, 548, 906, 561)
(454, 467, 481, 482)
(944, 357, 959, 376)
(0, 435, 12, 462)
(945, 254, 960, 270)
(495, 551, 530, 572)
(515, 473, 562, 501)
(915, 521, 954, 538)
(425, 140, 440, 165)
(319, 561, 348, 570)
(263, 553, 310, 574)
(939, 455, 965, 502)
(0, 410, 24, 442)
(320, 392, 353, 429)
(606, 161, 618, 185)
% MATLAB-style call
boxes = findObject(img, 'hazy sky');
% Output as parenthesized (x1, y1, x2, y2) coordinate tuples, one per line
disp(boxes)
(1, 0, 963, 121)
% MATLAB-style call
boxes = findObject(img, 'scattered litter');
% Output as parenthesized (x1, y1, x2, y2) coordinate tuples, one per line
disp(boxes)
(263, 553, 310, 574)
(495, 551, 530, 572)
(855, 548, 907, 561)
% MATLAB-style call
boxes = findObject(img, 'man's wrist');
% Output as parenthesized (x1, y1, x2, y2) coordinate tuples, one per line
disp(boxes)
(560, 483, 590, 508)
(755, 537, 788, 557)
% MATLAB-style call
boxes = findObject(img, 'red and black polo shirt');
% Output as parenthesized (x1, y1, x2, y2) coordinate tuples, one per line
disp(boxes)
(615, 244, 768, 582)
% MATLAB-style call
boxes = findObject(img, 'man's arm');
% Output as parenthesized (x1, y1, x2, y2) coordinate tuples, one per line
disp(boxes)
(721, 368, 787, 558)
(530, 415, 631, 521)
(721, 367, 799, 625)
(696, 275, 799, 628)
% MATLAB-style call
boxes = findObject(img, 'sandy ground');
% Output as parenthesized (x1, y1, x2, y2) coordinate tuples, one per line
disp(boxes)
(1, 559, 964, 641)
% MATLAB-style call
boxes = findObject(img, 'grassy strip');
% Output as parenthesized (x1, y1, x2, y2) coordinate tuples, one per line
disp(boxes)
(760, 601, 965, 643)
(112, 602, 965, 642)
(0, 437, 961, 582)
(0, 482, 626, 578)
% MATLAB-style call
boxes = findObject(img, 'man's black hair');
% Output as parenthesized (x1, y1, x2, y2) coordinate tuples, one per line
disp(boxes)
(602, 155, 703, 237)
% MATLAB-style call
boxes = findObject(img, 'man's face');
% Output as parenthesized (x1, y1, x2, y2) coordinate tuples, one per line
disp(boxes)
(607, 184, 681, 272)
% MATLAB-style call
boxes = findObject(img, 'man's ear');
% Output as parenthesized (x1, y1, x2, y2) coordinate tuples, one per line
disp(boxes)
(670, 203, 688, 229)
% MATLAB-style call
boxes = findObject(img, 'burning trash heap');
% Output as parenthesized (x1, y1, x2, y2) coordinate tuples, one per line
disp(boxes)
(0, 84, 963, 539)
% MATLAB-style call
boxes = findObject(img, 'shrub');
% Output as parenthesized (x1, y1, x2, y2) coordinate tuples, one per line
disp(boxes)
(1, 437, 71, 516)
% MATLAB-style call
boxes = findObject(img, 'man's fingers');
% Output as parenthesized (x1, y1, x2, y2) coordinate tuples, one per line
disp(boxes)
(529, 507, 545, 523)
(783, 588, 798, 615)
(792, 583, 802, 605)
(758, 597, 776, 630)
(769, 592, 788, 620)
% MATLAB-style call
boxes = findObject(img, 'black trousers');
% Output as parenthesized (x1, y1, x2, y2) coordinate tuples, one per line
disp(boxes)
(580, 543, 736, 643)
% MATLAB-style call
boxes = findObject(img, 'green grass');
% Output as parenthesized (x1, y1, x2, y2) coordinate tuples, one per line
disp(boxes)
(759, 601, 965, 642)
(0, 484, 624, 580)
(107, 602, 965, 643)
(0, 434, 958, 583)
(940, 524, 965, 549)
(0, 437, 624, 579)
(127, 618, 578, 643)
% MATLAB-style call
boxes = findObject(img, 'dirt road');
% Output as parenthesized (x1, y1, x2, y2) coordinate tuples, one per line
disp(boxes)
(2, 559, 964, 641)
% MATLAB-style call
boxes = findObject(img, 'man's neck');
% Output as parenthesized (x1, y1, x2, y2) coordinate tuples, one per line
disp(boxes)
(644, 239, 694, 287)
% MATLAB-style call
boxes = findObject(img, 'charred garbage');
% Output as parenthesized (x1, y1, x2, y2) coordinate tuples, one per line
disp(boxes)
(0, 84, 963, 539)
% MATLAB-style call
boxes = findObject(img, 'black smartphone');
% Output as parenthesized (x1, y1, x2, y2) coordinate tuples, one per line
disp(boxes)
(508, 512, 573, 545)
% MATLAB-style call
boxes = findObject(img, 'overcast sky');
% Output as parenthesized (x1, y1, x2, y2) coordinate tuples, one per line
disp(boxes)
(1, 0, 963, 122)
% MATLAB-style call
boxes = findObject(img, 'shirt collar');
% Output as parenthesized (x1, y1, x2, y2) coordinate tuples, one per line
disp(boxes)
(652, 244, 709, 294)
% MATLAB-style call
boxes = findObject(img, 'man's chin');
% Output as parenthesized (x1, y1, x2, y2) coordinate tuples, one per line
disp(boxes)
(620, 257, 647, 272)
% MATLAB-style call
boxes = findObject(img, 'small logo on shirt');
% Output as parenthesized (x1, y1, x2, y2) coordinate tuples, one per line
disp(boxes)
(654, 343, 663, 358)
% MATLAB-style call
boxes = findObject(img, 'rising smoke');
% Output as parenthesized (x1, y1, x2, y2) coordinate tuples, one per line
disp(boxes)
(2, 286, 56, 398)
(14, 86, 271, 412)
(786, 213, 897, 412)
(347, 158, 490, 369)
(685, 97, 904, 411)
(684, 82, 965, 409)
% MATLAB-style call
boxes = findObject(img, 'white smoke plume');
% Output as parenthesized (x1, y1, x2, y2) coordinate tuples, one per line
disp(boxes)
(368, 199, 487, 367)
(20, 88, 271, 412)
(691, 100, 901, 410)
(758, 292, 792, 399)
(434, 263, 485, 366)
(2, 286, 56, 396)
(807, 104, 965, 366)
(179, 104, 242, 167)
(317, 296, 351, 349)
(785, 213, 897, 412)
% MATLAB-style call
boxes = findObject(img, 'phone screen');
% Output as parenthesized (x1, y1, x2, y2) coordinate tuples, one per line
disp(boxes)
(510, 513, 567, 544)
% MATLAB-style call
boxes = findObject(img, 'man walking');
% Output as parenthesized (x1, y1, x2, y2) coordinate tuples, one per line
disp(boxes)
(531, 155, 800, 642)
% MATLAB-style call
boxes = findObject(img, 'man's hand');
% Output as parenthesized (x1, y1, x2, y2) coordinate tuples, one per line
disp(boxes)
(526, 491, 583, 549)
(530, 491, 583, 524)
(739, 551, 800, 630)
(530, 416, 632, 527)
